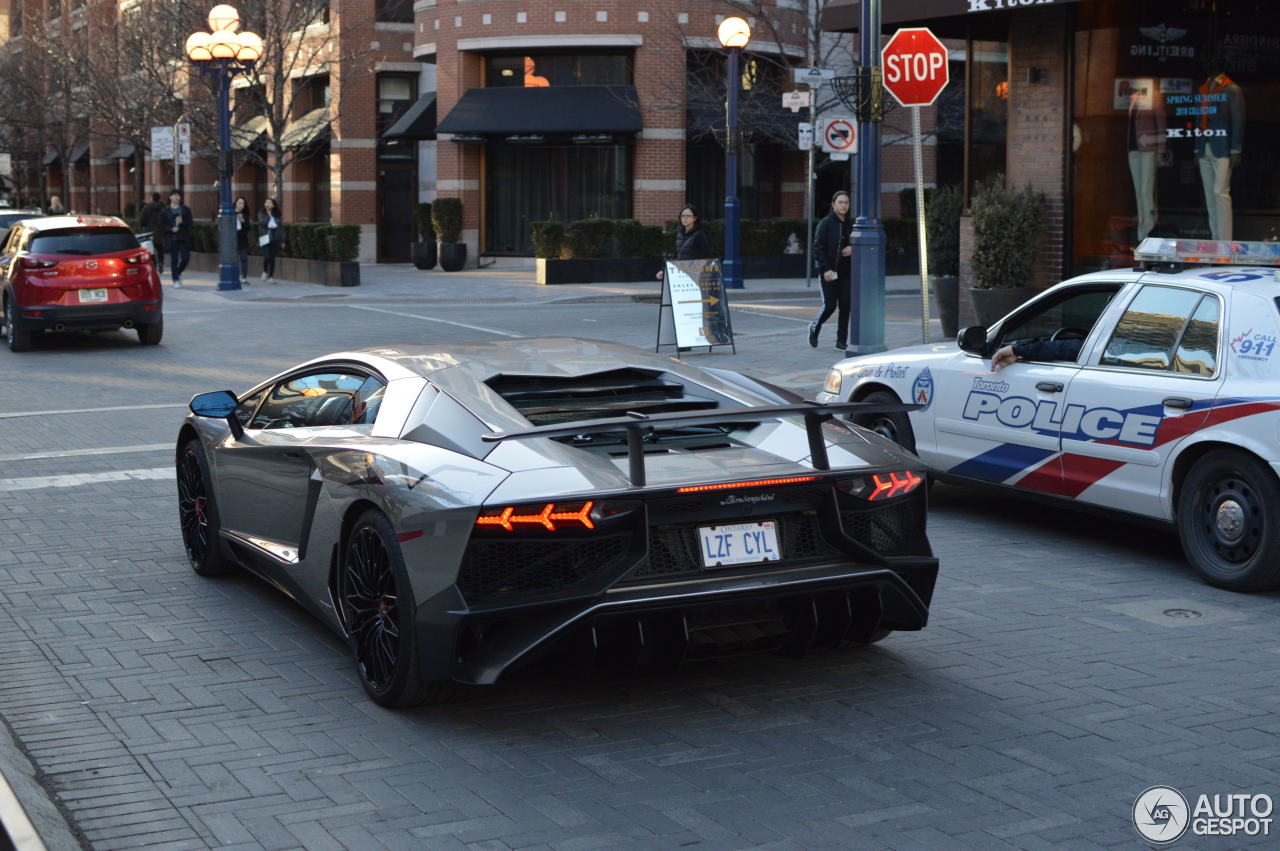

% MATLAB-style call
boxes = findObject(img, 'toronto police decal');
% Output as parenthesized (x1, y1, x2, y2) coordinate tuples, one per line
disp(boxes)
(912, 368, 934, 411)
(962, 376, 1163, 447)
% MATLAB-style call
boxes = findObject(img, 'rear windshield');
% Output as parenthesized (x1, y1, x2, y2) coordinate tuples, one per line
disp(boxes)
(29, 227, 139, 256)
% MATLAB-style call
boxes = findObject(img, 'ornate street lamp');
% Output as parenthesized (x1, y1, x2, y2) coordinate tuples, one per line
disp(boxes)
(185, 4, 262, 291)
(717, 17, 751, 290)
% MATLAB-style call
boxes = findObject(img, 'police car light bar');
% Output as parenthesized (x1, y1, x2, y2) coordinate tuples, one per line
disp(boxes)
(1134, 237, 1280, 267)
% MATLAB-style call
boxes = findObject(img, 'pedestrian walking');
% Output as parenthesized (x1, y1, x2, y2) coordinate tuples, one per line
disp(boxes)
(656, 205, 715, 280)
(157, 189, 193, 288)
(257, 197, 283, 283)
(809, 190, 853, 350)
(138, 192, 166, 272)
(46, 195, 66, 216)
(234, 197, 251, 287)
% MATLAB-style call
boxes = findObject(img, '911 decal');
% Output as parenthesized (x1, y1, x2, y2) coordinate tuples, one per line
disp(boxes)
(1230, 328, 1277, 362)
(963, 391, 1162, 446)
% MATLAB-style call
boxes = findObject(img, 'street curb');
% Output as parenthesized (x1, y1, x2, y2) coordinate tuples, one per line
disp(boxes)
(0, 715, 84, 850)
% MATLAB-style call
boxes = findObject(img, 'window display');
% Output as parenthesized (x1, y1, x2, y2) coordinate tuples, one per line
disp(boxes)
(1072, 1, 1279, 273)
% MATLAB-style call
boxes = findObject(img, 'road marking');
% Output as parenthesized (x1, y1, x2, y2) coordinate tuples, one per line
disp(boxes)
(0, 403, 182, 419)
(348, 305, 520, 338)
(0, 444, 172, 462)
(0, 467, 172, 492)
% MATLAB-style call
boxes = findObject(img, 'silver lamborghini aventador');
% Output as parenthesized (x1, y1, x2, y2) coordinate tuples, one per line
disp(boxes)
(175, 338, 939, 707)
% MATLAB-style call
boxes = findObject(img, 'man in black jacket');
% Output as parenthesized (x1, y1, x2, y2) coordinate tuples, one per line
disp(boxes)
(810, 191, 853, 350)
(157, 190, 193, 288)
(991, 338, 1083, 370)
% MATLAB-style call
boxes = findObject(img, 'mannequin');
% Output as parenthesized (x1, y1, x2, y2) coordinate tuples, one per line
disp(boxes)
(1196, 58, 1244, 240)
(1125, 80, 1167, 242)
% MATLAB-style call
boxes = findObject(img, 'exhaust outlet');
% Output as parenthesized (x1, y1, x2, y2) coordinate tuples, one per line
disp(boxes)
(54, 323, 65, 332)
(123, 319, 134, 328)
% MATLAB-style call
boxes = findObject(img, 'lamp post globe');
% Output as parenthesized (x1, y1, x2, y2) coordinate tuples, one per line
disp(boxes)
(187, 5, 256, 291)
(718, 16, 751, 290)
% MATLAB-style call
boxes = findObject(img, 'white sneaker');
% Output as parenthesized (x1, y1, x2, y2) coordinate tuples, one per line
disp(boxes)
(268, 278, 276, 284)
(241, 278, 250, 287)
(260, 271, 268, 281)
(172, 280, 183, 289)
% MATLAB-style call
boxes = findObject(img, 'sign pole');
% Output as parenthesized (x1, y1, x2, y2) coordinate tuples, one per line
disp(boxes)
(805, 96, 815, 288)
(912, 106, 930, 344)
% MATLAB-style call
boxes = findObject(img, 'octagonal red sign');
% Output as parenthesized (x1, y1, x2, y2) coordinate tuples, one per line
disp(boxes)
(881, 27, 949, 107)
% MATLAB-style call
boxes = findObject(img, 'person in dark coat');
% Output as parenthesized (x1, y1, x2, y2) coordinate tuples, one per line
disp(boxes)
(810, 190, 853, 350)
(138, 192, 166, 272)
(674, 205, 714, 259)
(233, 196, 251, 287)
(157, 189, 193, 287)
(257, 197, 284, 283)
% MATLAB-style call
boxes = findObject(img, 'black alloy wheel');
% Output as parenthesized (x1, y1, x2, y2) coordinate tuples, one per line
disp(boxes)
(1177, 449, 1280, 592)
(851, 390, 917, 454)
(177, 441, 229, 576)
(338, 510, 457, 707)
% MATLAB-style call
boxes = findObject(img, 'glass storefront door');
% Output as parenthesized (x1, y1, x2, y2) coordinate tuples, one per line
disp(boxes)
(485, 143, 632, 254)
(1072, 0, 1280, 273)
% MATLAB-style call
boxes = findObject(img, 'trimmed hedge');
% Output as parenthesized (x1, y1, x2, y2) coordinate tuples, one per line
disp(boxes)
(186, 219, 360, 262)
(565, 218, 614, 258)
(531, 221, 565, 258)
(413, 202, 434, 242)
(535, 216, 811, 260)
(432, 197, 463, 244)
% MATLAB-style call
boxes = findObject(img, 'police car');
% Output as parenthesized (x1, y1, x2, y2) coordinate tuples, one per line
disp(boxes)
(816, 238, 1280, 592)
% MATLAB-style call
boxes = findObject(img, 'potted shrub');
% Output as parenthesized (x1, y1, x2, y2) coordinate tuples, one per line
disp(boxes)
(926, 184, 963, 337)
(412, 202, 435, 270)
(432, 197, 466, 271)
(969, 179, 1047, 326)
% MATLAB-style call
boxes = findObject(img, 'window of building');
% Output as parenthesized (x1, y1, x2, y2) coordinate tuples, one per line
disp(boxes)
(965, 39, 1009, 204)
(485, 52, 631, 88)
(376, 74, 416, 137)
(375, 0, 411, 23)
(485, 142, 632, 254)
(1071, 1, 1280, 274)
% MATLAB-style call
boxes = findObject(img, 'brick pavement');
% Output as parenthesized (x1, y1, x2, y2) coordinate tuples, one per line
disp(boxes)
(0, 268, 1277, 849)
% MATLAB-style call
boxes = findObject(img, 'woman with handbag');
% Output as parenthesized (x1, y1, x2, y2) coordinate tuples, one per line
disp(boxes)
(257, 197, 284, 283)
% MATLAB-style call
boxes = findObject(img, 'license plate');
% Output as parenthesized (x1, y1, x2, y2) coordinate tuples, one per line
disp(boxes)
(698, 521, 780, 568)
(78, 288, 108, 303)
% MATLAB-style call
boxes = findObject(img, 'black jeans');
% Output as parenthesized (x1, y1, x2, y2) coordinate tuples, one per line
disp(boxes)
(815, 274, 850, 346)
(169, 240, 190, 282)
(262, 242, 277, 278)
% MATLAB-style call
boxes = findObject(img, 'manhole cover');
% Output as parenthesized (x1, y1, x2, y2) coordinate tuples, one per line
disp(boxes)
(1163, 608, 1202, 619)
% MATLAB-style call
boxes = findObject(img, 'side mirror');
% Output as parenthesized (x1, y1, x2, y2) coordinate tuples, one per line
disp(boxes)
(957, 325, 989, 355)
(190, 390, 243, 438)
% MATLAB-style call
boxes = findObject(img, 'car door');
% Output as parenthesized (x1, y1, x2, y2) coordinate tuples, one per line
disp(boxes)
(1056, 283, 1224, 519)
(215, 369, 378, 562)
(933, 283, 1124, 489)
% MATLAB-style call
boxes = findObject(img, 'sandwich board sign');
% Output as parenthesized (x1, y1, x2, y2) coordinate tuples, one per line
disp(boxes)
(656, 259, 735, 353)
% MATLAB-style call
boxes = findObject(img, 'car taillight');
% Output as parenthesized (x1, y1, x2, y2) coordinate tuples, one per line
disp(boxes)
(475, 500, 597, 532)
(20, 256, 57, 269)
(124, 251, 151, 264)
(838, 470, 924, 501)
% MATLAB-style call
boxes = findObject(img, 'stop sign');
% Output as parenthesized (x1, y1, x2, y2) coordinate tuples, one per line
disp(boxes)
(881, 28, 949, 107)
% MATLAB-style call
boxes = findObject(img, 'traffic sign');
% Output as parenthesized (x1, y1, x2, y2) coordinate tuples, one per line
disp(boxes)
(881, 27, 950, 107)
(819, 115, 857, 154)
(793, 67, 836, 89)
(782, 90, 810, 112)
(798, 122, 813, 151)
(151, 126, 174, 160)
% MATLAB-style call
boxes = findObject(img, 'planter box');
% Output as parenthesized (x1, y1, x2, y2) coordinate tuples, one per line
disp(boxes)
(741, 255, 807, 279)
(187, 251, 360, 287)
(537, 257, 662, 285)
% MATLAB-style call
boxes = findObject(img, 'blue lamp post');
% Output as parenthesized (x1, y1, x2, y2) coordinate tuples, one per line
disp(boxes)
(718, 16, 751, 290)
(185, 5, 262, 292)
(848, 0, 886, 353)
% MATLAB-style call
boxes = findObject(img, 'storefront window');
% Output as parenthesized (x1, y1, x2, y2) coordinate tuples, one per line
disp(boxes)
(486, 53, 631, 88)
(1072, 0, 1280, 273)
(485, 143, 632, 254)
(966, 40, 1009, 202)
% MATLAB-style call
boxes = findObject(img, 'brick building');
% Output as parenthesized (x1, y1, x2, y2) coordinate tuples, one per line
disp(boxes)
(826, 0, 1280, 323)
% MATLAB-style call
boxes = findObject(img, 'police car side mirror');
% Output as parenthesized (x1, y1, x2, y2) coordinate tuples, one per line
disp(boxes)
(957, 325, 990, 354)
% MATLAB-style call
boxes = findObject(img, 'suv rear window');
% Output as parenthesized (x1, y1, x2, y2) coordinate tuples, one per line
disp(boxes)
(28, 227, 139, 256)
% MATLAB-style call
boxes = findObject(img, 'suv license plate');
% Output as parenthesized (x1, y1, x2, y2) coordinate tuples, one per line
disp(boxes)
(78, 288, 108, 303)
(698, 521, 780, 568)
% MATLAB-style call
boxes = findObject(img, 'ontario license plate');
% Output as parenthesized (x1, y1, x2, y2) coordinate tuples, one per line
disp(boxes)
(78, 288, 108, 303)
(698, 521, 780, 568)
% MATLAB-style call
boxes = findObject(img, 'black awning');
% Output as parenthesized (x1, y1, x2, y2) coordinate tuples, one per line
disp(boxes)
(42, 150, 60, 167)
(436, 86, 642, 136)
(69, 142, 90, 164)
(823, 0, 1083, 34)
(383, 93, 436, 140)
(106, 142, 136, 160)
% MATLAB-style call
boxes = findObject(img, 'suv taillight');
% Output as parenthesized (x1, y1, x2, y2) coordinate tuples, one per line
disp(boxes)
(124, 251, 151, 265)
(20, 256, 57, 269)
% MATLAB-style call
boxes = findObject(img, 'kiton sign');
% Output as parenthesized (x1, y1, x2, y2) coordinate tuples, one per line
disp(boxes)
(965, 0, 1060, 12)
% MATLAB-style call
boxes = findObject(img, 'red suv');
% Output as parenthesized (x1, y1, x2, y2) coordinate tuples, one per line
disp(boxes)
(0, 215, 163, 352)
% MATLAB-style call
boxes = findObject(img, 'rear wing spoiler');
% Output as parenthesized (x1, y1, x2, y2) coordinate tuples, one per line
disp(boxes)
(481, 400, 921, 486)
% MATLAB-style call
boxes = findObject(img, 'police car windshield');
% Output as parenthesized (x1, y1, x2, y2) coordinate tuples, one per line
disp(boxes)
(28, 227, 139, 256)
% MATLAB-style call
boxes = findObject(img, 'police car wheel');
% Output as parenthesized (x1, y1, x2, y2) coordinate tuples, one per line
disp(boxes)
(1177, 450, 1280, 592)
(851, 390, 917, 454)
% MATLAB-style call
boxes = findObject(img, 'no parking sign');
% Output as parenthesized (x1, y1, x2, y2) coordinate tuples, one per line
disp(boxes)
(818, 115, 857, 154)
